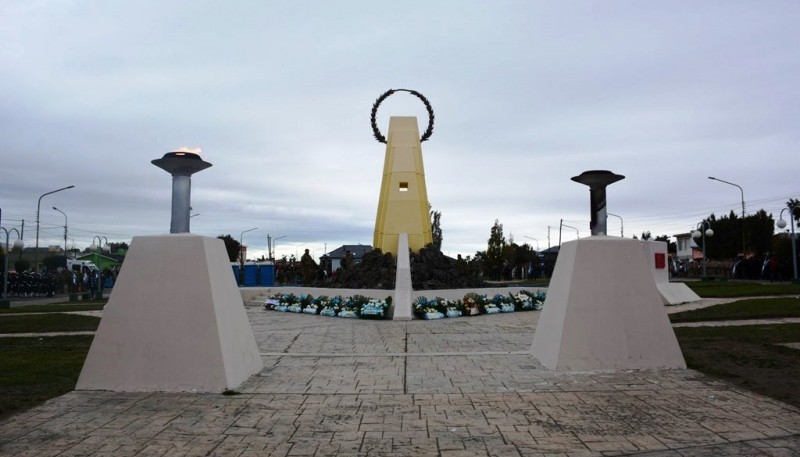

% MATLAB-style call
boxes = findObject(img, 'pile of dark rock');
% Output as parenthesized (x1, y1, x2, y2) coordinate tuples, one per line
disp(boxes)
(323, 245, 486, 290)
(410, 245, 486, 290)
(324, 249, 397, 289)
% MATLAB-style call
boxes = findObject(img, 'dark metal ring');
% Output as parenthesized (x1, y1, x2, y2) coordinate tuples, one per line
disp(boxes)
(370, 89, 435, 143)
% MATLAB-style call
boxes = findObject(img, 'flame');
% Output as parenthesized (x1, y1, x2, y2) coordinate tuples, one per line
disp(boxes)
(173, 146, 202, 154)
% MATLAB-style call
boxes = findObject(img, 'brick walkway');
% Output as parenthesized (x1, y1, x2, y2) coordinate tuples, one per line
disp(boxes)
(1, 307, 799, 456)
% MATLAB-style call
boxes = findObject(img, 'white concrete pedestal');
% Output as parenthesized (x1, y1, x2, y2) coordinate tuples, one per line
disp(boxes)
(392, 233, 413, 320)
(77, 234, 263, 392)
(642, 240, 701, 305)
(531, 236, 686, 371)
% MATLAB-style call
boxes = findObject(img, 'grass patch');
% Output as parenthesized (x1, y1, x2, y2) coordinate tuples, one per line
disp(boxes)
(0, 303, 105, 314)
(683, 280, 800, 298)
(0, 335, 94, 420)
(676, 323, 800, 408)
(0, 314, 100, 334)
(670, 297, 800, 323)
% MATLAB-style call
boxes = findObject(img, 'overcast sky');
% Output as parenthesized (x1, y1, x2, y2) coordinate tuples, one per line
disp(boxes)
(2, 1, 799, 260)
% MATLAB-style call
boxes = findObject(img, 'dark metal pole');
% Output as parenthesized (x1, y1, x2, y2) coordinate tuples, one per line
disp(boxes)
(571, 171, 625, 236)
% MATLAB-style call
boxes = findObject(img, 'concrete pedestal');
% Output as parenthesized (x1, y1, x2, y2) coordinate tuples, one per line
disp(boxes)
(392, 233, 413, 320)
(531, 236, 685, 371)
(642, 240, 701, 305)
(77, 234, 262, 392)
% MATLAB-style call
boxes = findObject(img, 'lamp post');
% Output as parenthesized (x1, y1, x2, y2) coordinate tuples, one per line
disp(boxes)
(269, 235, 286, 261)
(35, 185, 75, 273)
(559, 220, 579, 246)
(777, 207, 799, 283)
(239, 228, 258, 260)
(606, 212, 623, 237)
(708, 176, 745, 257)
(1, 227, 23, 308)
(238, 228, 258, 286)
(52, 206, 68, 263)
(295, 243, 307, 259)
(90, 236, 109, 299)
(692, 221, 714, 279)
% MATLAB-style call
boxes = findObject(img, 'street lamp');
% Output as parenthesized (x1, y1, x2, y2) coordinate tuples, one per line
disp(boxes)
(559, 219, 579, 246)
(89, 236, 109, 265)
(523, 236, 539, 251)
(708, 177, 746, 257)
(692, 221, 714, 278)
(35, 185, 75, 272)
(52, 206, 68, 263)
(295, 242, 307, 259)
(89, 236, 109, 299)
(1, 227, 23, 308)
(777, 207, 799, 283)
(606, 212, 623, 237)
(238, 228, 258, 285)
(269, 235, 286, 261)
(239, 228, 258, 260)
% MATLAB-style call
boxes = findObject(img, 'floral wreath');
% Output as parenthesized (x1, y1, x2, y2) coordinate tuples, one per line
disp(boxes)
(370, 88, 435, 144)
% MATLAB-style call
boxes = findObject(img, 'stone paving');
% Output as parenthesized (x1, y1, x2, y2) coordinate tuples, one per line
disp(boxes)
(2, 306, 800, 456)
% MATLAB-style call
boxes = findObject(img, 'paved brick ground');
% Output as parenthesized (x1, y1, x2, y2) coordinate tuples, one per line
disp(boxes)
(1, 307, 799, 456)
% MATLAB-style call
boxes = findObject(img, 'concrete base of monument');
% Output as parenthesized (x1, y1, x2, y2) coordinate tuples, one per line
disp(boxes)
(392, 233, 413, 320)
(656, 283, 702, 305)
(76, 234, 263, 392)
(531, 236, 686, 371)
(641, 240, 701, 305)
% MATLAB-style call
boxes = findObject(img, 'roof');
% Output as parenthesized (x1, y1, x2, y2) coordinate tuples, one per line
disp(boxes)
(540, 245, 560, 255)
(77, 252, 124, 263)
(325, 244, 373, 259)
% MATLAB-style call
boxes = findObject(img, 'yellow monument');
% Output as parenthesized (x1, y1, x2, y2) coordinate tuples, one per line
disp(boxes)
(373, 116, 433, 254)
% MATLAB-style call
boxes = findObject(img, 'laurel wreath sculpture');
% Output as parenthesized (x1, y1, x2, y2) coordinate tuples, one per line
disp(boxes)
(370, 89, 435, 143)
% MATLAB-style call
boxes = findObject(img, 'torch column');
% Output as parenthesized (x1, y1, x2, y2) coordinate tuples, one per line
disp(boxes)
(570, 170, 625, 236)
(151, 151, 212, 233)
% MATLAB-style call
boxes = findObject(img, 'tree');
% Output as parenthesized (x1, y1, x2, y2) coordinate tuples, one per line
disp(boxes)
(42, 255, 64, 271)
(485, 219, 506, 280)
(640, 231, 652, 240)
(701, 210, 774, 259)
(788, 199, 800, 228)
(108, 242, 129, 253)
(14, 259, 30, 272)
(653, 235, 677, 254)
(430, 205, 442, 251)
(217, 235, 241, 262)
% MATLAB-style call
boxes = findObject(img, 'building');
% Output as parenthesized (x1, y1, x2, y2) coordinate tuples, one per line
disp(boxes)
(674, 232, 702, 262)
(322, 244, 373, 272)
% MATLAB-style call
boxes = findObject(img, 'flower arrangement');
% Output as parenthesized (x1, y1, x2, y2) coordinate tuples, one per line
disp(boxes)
(480, 294, 503, 314)
(413, 296, 444, 319)
(264, 290, 545, 320)
(360, 296, 391, 319)
(318, 295, 339, 317)
(462, 293, 483, 316)
(510, 290, 545, 311)
(445, 298, 462, 318)
(303, 295, 324, 315)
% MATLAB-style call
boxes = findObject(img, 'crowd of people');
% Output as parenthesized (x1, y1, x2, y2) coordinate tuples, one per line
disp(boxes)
(2, 266, 119, 298)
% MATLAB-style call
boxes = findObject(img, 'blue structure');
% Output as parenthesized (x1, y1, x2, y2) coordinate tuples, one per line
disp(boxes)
(243, 264, 258, 287)
(258, 264, 275, 286)
(231, 263, 275, 287)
